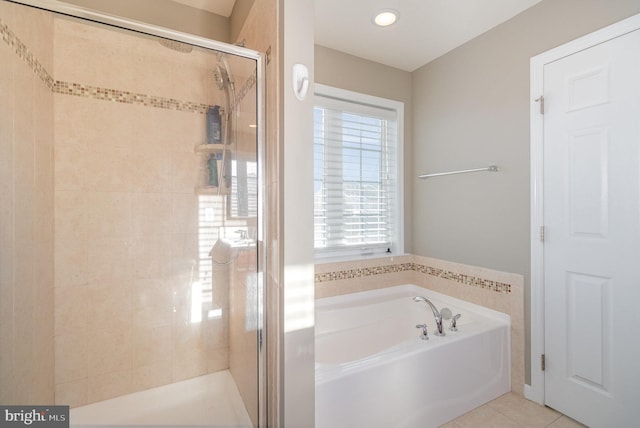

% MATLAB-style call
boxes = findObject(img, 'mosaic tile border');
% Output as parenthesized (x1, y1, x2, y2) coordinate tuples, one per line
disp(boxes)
(1, 18, 257, 114)
(315, 262, 512, 294)
(52, 81, 213, 113)
(1, 18, 55, 90)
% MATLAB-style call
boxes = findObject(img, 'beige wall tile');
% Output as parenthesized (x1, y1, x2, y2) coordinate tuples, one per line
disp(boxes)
(86, 237, 133, 283)
(131, 53, 209, 106)
(87, 281, 132, 331)
(133, 304, 173, 330)
(84, 147, 133, 192)
(1, 3, 55, 403)
(54, 240, 87, 289)
(171, 349, 208, 382)
(55, 285, 87, 336)
(207, 346, 230, 373)
(132, 278, 173, 310)
(132, 325, 173, 367)
(131, 234, 173, 279)
(164, 110, 207, 152)
(172, 193, 199, 234)
(55, 379, 87, 407)
(86, 369, 132, 404)
(171, 151, 202, 192)
(55, 332, 87, 383)
(131, 151, 173, 193)
(0, 1, 15, 28)
(133, 193, 173, 236)
(54, 19, 133, 93)
(86, 191, 133, 239)
(87, 328, 132, 377)
(131, 360, 172, 392)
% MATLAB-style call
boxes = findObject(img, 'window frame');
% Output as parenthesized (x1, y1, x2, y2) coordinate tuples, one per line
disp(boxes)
(313, 84, 404, 262)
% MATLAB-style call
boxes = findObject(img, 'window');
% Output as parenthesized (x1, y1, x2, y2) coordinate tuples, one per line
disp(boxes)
(229, 156, 258, 218)
(314, 85, 403, 260)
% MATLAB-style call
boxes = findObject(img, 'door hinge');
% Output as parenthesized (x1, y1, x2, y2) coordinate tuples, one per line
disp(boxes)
(540, 226, 545, 242)
(535, 95, 545, 114)
(541, 354, 546, 371)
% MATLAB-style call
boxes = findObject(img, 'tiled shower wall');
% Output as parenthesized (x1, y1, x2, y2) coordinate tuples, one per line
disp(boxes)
(0, 3, 55, 404)
(1, 2, 260, 409)
(315, 254, 526, 396)
(51, 18, 238, 406)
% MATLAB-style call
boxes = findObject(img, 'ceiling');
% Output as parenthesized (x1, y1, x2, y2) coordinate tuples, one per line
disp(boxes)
(172, 0, 544, 72)
(314, 0, 543, 72)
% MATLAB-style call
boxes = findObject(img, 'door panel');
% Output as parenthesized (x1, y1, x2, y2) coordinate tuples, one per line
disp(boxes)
(565, 272, 611, 392)
(567, 128, 609, 238)
(543, 29, 640, 427)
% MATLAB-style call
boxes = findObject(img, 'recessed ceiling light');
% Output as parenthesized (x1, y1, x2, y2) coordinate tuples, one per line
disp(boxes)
(373, 9, 398, 27)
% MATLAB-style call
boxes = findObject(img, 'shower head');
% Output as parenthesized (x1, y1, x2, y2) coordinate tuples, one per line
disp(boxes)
(214, 64, 227, 90)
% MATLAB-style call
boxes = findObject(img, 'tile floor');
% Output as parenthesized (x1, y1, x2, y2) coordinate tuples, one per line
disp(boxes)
(441, 392, 587, 428)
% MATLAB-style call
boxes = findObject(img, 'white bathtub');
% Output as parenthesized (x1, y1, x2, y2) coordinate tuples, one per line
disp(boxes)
(315, 284, 510, 428)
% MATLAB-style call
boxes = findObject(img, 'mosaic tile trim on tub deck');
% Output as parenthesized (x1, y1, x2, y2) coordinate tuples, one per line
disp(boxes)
(315, 262, 512, 294)
(1, 17, 256, 113)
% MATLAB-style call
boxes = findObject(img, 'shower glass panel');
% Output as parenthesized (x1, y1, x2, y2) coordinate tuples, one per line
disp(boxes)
(0, 1, 264, 426)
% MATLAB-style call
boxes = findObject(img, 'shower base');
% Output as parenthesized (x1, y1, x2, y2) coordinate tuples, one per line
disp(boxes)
(70, 370, 252, 427)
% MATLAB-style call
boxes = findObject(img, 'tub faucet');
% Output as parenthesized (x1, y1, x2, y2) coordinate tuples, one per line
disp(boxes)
(413, 296, 445, 336)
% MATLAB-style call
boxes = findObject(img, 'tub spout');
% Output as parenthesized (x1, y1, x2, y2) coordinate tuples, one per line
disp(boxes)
(413, 296, 445, 336)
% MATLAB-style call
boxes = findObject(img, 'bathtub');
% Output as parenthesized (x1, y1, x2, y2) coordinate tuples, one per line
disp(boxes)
(315, 284, 510, 428)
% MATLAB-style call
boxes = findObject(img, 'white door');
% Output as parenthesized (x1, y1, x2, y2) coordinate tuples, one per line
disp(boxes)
(543, 29, 640, 427)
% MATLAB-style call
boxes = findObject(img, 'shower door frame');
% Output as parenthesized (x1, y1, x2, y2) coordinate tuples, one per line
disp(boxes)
(9, 0, 268, 426)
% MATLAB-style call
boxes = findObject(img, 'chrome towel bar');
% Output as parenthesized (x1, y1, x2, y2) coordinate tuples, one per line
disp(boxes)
(418, 165, 498, 179)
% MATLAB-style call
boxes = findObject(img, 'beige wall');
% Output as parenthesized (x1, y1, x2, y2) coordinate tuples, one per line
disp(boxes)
(411, 0, 640, 384)
(0, 1, 55, 404)
(59, 0, 230, 42)
(314, 45, 414, 251)
(230, 0, 256, 43)
(314, 0, 640, 388)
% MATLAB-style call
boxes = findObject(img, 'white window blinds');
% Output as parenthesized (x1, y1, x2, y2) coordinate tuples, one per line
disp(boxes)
(314, 89, 402, 259)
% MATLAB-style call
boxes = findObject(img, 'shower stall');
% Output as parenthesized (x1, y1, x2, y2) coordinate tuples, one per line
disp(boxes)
(0, 0, 266, 426)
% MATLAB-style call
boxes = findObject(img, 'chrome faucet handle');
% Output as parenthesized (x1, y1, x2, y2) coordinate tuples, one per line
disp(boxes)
(450, 314, 461, 332)
(415, 324, 429, 340)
